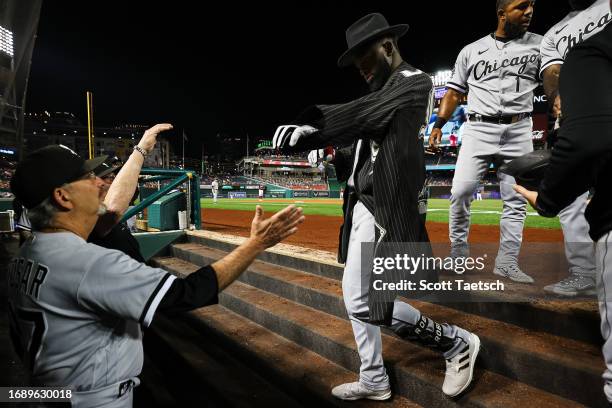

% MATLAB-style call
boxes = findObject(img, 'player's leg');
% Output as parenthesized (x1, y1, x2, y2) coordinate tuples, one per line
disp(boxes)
(596, 232, 612, 403)
(334, 201, 391, 400)
(545, 192, 596, 296)
(495, 119, 533, 283)
(449, 122, 492, 257)
(389, 301, 480, 397)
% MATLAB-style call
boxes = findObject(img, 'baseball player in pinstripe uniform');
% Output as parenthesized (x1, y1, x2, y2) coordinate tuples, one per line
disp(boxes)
(274, 13, 480, 401)
(430, 0, 540, 283)
(8, 144, 304, 407)
(537, 0, 611, 297)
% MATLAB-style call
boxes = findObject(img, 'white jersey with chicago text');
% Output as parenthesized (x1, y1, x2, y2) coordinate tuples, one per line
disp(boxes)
(447, 32, 543, 116)
(540, 0, 612, 76)
(7, 232, 175, 391)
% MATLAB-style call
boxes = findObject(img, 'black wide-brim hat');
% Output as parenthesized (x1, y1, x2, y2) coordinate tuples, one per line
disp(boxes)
(337, 13, 409, 68)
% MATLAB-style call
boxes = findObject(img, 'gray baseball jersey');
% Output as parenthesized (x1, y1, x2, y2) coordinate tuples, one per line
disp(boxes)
(7, 232, 175, 392)
(447, 32, 543, 116)
(540, 0, 611, 76)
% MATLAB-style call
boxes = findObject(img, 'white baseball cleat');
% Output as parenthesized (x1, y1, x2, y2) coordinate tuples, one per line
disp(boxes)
(443, 333, 480, 397)
(493, 263, 534, 284)
(331, 381, 392, 401)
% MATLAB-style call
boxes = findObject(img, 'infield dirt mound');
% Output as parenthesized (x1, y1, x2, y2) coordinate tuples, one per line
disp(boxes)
(202, 208, 563, 253)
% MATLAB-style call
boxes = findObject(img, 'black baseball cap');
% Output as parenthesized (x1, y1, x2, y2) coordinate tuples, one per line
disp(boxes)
(94, 161, 122, 179)
(10, 145, 107, 209)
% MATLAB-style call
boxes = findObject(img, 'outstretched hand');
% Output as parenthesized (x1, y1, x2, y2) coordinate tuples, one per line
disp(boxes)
(250, 205, 305, 249)
(272, 125, 318, 151)
(138, 123, 173, 154)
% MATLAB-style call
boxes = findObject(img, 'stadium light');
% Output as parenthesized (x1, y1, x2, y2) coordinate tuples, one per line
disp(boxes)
(431, 70, 453, 87)
(0, 25, 14, 57)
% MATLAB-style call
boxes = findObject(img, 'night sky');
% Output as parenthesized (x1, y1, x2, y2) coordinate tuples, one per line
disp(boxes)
(26, 1, 572, 157)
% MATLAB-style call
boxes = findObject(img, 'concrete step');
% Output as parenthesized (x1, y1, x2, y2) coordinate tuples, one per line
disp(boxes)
(152, 304, 420, 407)
(145, 315, 305, 407)
(152, 255, 587, 408)
(160, 243, 605, 406)
(184, 233, 601, 345)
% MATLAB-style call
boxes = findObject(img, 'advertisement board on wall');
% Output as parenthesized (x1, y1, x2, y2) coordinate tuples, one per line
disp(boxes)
(268, 192, 286, 198)
(229, 191, 247, 199)
(293, 191, 310, 198)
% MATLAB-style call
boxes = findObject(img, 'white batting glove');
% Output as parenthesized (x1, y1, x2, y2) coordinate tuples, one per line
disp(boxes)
(308, 149, 324, 166)
(272, 125, 318, 150)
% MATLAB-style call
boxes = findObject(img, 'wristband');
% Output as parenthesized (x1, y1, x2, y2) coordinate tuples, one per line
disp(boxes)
(134, 146, 148, 158)
(433, 117, 448, 129)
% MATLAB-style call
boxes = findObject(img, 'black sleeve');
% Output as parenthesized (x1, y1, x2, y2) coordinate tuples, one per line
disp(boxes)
(156, 265, 219, 315)
(287, 69, 433, 152)
(536, 32, 612, 216)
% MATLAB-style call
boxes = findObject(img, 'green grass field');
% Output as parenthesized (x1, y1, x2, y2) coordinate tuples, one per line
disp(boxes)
(201, 198, 561, 229)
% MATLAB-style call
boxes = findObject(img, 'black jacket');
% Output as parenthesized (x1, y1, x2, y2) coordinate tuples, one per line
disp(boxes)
(536, 24, 612, 241)
(290, 62, 435, 323)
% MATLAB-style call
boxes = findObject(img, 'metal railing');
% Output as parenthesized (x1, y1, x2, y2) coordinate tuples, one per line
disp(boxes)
(121, 168, 201, 230)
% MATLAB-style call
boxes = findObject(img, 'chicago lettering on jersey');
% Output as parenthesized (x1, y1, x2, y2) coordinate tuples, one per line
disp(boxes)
(556, 12, 611, 57)
(8, 257, 49, 300)
(473, 53, 540, 81)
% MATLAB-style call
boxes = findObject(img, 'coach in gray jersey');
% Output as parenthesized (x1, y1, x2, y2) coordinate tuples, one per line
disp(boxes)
(430, 0, 540, 283)
(8, 144, 304, 407)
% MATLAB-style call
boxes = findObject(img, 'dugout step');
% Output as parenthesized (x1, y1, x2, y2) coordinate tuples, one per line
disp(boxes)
(155, 247, 605, 407)
(152, 255, 587, 408)
(145, 314, 309, 407)
(148, 289, 420, 407)
(184, 232, 601, 345)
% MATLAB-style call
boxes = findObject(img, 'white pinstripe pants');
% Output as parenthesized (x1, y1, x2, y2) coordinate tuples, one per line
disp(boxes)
(342, 201, 470, 389)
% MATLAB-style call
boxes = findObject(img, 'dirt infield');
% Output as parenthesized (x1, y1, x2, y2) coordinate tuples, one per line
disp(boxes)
(202, 208, 563, 253)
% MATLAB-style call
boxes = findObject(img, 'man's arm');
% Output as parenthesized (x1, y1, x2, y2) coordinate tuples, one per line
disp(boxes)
(287, 71, 433, 151)
(428, 88, 463, 149)
(95, 123, 173, 235)
(542, 65, 562, 118)
(156, 205, 305, 314)
(429, 45, 469, 150)
(212, 205, 303, 289)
